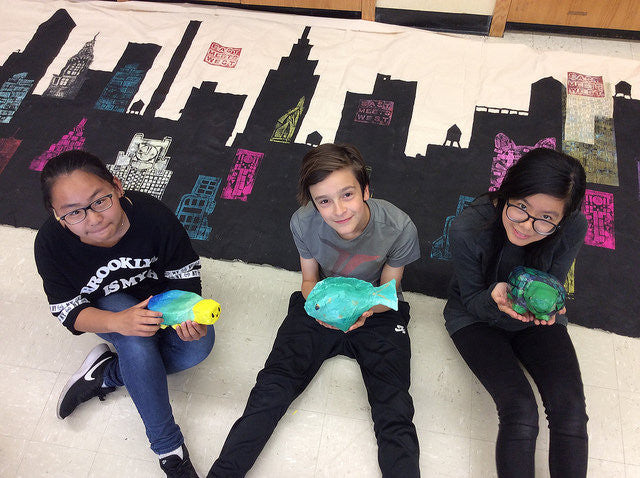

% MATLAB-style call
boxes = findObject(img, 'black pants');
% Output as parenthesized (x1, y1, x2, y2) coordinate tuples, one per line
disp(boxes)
(452, 322, 588, 478)
(208, 291, 420, 477)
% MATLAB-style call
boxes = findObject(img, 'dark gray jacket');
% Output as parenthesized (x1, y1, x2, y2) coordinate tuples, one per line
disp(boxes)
(443, 196, 588, 336)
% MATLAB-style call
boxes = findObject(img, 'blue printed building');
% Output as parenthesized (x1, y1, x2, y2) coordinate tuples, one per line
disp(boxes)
(0, 73, 34, 123)
(431, 195, 474, 260)
(95, 63, 144, 112)
(176, 175, 222, 241)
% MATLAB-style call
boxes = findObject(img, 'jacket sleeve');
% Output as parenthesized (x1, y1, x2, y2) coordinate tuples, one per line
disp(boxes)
(34, 229, 90, 335)
(449, 218, 504, 322)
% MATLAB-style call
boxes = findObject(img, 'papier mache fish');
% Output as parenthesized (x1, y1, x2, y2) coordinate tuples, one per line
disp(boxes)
(148, 290, 221, 329)
(304, 277, 398, 332)
(507, 266, 566, 321)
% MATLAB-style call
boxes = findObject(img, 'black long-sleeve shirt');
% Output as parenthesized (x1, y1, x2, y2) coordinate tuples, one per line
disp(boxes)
(34, 191, 201, 335)
(444, 195, 588, 336)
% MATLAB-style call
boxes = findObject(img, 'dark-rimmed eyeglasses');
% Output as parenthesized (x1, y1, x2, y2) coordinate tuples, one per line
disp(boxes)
(56, 194, 114, 225)
(505, 203, 558, 235)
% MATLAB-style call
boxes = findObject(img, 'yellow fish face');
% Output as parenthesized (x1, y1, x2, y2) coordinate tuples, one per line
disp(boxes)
(192, 299, 221, 325)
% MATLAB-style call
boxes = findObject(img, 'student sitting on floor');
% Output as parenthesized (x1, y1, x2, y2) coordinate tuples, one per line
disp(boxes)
(444, 148, 589, 478)
(208, 143, 421, 478)
(34, 150, 214, 478)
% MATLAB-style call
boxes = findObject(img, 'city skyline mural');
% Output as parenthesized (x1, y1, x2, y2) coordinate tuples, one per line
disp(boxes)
(0, 1, 639, 336)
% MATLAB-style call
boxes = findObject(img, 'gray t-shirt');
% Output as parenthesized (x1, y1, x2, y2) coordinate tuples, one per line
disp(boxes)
(290, 198, 420, 298)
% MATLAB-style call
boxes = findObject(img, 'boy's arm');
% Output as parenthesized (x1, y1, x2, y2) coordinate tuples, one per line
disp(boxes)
(369, 263, 405, 314)
(347, 264, 405, 331)
(300, 256, 320, 299)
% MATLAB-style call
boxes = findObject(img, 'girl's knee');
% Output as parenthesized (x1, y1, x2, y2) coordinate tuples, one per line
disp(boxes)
(497, 394, 539, 428)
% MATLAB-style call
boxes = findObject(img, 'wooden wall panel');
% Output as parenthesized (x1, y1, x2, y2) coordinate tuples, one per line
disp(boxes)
(507, 0, 640, 30)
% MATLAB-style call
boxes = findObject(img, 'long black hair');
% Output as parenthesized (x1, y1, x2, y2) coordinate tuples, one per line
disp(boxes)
(40, 150, 116, 212)
(486, 147, 586, 270)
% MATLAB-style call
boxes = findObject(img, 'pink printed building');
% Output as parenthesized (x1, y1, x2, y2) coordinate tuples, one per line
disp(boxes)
(29, 118, 87, 171)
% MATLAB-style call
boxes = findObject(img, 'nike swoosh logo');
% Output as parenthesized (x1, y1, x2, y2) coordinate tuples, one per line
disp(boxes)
(84, 357, 111, 381)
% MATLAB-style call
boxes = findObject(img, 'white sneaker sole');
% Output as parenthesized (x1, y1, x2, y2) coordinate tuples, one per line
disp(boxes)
(56, 343, 111, 419)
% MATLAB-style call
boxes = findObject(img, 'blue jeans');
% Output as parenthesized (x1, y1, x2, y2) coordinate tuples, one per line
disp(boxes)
(95, 293, 215, 454)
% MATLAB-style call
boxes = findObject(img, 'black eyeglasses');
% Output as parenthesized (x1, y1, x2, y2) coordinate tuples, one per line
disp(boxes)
(56, 194, 114, 225)
(505, 203, 559, 235)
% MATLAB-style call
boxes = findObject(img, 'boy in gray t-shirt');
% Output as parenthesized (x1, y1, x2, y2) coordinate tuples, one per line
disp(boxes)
(208, 144, 421, 478)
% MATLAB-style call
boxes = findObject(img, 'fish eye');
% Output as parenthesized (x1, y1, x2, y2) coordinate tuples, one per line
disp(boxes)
(315, 304, 320, 310)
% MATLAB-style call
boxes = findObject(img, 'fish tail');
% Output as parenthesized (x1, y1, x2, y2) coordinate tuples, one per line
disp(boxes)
(372, 279, 398, 310)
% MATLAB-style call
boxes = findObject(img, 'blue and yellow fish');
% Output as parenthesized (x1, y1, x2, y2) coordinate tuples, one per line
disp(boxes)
(304, 277, 398, 332)
(148, 290, 221, 329)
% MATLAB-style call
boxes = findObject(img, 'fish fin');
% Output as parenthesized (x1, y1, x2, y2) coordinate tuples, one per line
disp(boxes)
(372, 279, 398, 310)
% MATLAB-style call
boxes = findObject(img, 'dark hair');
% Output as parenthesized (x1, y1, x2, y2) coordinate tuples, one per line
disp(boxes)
(40, 150, 116, 211)
(487, 147, 586, 269)
(297, 143, 370, 206)
(489, 147, 586, 218)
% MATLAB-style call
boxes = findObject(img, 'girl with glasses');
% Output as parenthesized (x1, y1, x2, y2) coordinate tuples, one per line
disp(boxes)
(34, 150, 213, 478)
(444, 148, 588, 478)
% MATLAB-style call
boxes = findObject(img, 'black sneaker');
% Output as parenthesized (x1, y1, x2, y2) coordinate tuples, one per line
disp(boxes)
(57, 343, 117, 419)
(159, 444, 199, 478)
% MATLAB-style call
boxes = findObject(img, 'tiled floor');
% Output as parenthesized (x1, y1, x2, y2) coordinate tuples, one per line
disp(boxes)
(1, 26, 640, 478)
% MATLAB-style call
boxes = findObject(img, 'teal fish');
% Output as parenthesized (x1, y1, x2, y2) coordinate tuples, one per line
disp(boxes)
(304, 277, 398, 332)
(148, 290, 221, 329)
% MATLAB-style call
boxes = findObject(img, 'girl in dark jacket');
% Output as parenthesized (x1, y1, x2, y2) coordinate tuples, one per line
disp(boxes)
(445, 148, 588, 478)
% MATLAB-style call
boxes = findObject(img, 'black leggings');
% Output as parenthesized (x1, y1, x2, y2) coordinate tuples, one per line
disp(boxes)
(208, 291, 420, 478)
(452, 322, 588, 478)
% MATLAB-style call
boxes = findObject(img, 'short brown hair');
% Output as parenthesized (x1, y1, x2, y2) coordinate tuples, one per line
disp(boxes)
(297, 143, 370, 205)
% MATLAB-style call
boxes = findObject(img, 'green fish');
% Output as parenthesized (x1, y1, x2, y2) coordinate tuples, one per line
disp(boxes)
(507, 266, 566, 321)
(304, 277, 398, 332)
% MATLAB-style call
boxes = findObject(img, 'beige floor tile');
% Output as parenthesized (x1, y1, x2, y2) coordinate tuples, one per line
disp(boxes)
(187, 330, 274, 400)
(0, 364, 57, 440)
(619, 391, 640, 466)
(569, 324, 618, 389)
(581, 37, 634, 59)
(177, 393, 246, 475)
(614, 334, 640, 393)
(0, 435, 26, 478)
(205, 260, 296, 340)
(532, 34, 584, 54)
(418, 429, 470, 477)
(492, 31, 535, 48)
(17, 441, 95, 478)
(0, 300, 75, 373)
(248, 409, 325, 478)
(587, 458, 626, 477)
(89, 452, 163, 478)
(315, 414, 379, 477)
(631, 42, 640, 62)
(410, 315, 474, 437)
(469, 439, 496, 478)
(97, 389, 188, 460)
(324, 355, 371, 421)
(585, 385, 624, 462)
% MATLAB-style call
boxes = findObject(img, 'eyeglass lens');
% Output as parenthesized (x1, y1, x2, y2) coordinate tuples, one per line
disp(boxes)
(506, 205, 556, 235)
(63, 195, 113, 224)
